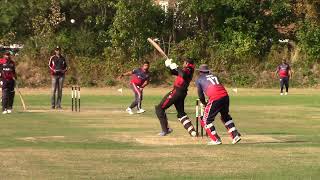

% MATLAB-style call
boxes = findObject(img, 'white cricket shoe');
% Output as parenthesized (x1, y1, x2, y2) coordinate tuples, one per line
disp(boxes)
(280, 93, 283, 96)
(136, 109, 146, 114)
(7, 109, 12, 114)
(285, 92, 288, 95)
(126, 108, 134, 115)
(2, 110, 8, 115)
(232, 135, 241, 144)
(207, 139, 222, 145)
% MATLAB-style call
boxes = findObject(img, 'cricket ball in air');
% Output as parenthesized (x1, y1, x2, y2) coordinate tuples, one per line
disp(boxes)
(70, 19, 75, 24)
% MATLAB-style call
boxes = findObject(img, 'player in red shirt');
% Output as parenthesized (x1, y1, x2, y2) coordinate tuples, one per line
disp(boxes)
(155, 58, 197, 137)
(120, 61, 150, 114)
(276, 59, 292, 95)
(195, 64, 241, 145)
(0, 52, 17, 114)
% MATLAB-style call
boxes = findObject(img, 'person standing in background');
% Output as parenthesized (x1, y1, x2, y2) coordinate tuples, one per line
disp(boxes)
(276, 59, 292, 95)
(0, 52, 17, 114)
(49, 46, 68, 109)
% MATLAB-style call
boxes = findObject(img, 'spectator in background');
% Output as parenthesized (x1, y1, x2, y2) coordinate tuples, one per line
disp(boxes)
(49, 46, 68, 109)
(0, 52, 17, 114)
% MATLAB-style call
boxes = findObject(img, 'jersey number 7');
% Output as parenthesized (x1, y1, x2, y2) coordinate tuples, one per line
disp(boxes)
(207, 76, 220, 85)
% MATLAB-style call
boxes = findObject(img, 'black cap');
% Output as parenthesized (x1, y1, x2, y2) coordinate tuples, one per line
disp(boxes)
(196, 64, 211, 73)
(55, 46, 61, 50)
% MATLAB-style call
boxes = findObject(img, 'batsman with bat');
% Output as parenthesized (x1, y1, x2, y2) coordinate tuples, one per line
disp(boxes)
(147, 38, 197, 136)
(195, 64, 241, 145)
(155, 57, 197, 137)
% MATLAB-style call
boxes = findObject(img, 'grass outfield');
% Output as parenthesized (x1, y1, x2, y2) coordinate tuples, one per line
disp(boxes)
(0, 87, 319, 179)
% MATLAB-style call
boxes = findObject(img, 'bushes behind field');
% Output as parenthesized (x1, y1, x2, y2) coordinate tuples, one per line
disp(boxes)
(14, 40, 320, 88)
(3, 0, 320, 88)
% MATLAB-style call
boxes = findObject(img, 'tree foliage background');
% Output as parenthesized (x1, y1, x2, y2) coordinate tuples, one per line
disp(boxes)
(1, 0, 320, 87)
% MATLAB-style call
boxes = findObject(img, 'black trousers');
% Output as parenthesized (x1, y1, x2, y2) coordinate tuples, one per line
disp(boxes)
(1, 79, 15, 111)
(202, 96, 240, 140)
(203, 96, 231, 125)
(155, 89, 195, 134)
(280, 77, 289, 93)
(51, 75, 64, 108)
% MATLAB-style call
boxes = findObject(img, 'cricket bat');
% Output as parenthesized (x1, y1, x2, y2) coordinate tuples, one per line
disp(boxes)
(15, 83, 27, 111)
(147, 38, 168, 59)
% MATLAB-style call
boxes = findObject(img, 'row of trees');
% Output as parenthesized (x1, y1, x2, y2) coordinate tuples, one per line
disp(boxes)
(1, 0, 320, 87)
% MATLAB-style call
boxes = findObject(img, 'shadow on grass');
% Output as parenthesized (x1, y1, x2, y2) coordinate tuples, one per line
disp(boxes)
(241, 140, 309, 145)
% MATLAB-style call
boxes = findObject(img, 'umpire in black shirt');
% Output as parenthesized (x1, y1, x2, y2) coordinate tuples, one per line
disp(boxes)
(48, 46, 67, 109)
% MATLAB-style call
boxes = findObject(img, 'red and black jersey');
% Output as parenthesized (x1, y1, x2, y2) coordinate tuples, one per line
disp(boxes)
(130, 68, 150, 87)
(171, 64, 195, 92)
(48, 55, 67, 76)
(277, 63, 291, 78)
(0, 58, 16, 81)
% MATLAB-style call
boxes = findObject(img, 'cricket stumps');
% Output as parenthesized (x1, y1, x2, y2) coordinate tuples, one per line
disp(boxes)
(195, 99, 208, 137)
(71, 86, 80, 112)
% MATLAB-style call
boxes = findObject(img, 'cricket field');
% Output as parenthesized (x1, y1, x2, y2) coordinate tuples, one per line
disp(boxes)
(0, 88, 319, 179)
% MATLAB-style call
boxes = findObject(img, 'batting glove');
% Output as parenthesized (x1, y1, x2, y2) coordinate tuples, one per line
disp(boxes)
(165, 59, 172, 67)
(0, 81, 2, 86)
(169, 63, 178, 70)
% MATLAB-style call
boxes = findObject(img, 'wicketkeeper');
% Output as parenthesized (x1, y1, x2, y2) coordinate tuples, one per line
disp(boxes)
(119, 61, 150, 114)
(0, 52, 17, 114)
(155, 58, 197, 137)
(195, 64, 241, 145)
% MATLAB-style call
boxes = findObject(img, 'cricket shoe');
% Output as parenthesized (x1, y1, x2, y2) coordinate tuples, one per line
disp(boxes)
(232, 135, 241, 144)
(285, 92, 288, 95)
(6, 109, 12, 114)
(158, 128, 173, 136)
(126, 107, 134, 115)
(2, 110, 8, 115)
(280, 93, 283, 96)
(136, 109, 146, 114)
(207, 139, 222, 145)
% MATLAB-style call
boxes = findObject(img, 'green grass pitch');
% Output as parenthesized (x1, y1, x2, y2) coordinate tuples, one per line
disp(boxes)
(0, 88, 319, 179)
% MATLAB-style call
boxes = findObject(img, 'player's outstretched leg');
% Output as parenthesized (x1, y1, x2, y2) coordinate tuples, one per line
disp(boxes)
(2, 89, 9, 114)
(280, 78, 284, 95)
(7, 89, 15, 113)
(178, 114, 197, 137)
(155, 90, 178, 136)
(136, 89, 145, 114)
(174, 98, 197, 137)
(201, 99, 224, 145)
(221, 115, 241, 144)
(285, 78, 289, 95)
(155, 105, 172, 136)
(220, 96, 241, 144)
(200, 119, 222, 145)
(127, 84, 140, 114)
